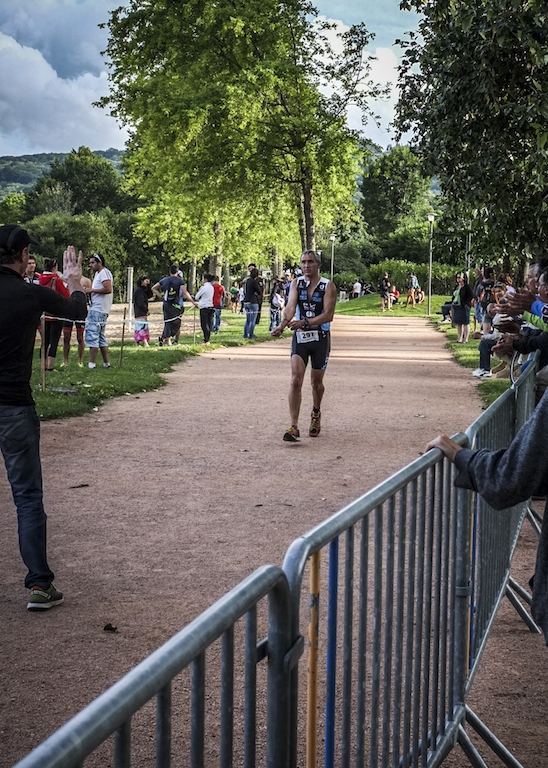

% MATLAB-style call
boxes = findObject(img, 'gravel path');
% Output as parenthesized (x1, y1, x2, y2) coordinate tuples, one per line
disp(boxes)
(1, 314, 545, 767)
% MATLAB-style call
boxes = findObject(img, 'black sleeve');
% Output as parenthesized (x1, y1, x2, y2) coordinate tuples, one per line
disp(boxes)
(36, 286, 87, 321)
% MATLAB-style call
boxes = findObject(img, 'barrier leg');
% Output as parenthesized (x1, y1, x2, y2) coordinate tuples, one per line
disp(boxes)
(505, 583, 541, 634)
(465, 706, 524, 768)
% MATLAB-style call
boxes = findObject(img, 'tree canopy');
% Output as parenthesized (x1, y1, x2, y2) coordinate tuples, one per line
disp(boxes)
(395, 0, 548, 256)
(100, 0, 384, 251)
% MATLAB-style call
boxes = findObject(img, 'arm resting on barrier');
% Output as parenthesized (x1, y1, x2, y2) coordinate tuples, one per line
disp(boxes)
(450, 392, 548, 510)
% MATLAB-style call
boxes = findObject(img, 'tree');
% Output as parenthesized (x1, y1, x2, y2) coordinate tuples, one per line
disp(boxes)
(26, 147, 130, 217)
(395, 0, 548, 257)
(361, 146, 432, 236)
(100, 0, 384, 250)
(0, 191, 27, 224)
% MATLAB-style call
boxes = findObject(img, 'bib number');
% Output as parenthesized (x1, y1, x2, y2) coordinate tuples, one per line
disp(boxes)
(296, 330, 319, 343)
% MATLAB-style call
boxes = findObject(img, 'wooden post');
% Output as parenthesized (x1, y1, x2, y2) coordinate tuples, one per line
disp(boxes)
(119, 307, 126, 367)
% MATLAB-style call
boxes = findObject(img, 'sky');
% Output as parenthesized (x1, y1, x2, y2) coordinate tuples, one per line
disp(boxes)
(0, 0, 420, 157)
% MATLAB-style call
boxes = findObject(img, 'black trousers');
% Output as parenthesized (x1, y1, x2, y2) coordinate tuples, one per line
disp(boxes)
(200, 307, 214, 342)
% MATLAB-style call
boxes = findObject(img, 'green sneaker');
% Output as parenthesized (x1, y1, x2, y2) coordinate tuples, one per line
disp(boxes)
(27, 584, 64, 611)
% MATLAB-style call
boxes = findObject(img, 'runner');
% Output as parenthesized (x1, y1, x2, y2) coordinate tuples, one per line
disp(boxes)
(271, 250, 336, 441)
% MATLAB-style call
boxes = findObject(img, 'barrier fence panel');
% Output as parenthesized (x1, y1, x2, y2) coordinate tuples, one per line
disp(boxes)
(465, 358, 540, 685)
(14, 363, 540, 768)
(13, 565, 293, 768)
(282, 443, 471, 768)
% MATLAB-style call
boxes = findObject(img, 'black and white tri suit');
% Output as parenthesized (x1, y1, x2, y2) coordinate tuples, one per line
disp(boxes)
(290, 276, 331, 370)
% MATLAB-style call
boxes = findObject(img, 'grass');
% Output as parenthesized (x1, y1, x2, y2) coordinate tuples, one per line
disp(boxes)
(336, 294, 511, 408)
(32, 310, 273, 420)
(335, 293, 447, 317)
(33, 297, 509, 419)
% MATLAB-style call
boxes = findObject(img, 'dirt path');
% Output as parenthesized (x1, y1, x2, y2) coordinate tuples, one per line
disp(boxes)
(1, 315, 546, 766)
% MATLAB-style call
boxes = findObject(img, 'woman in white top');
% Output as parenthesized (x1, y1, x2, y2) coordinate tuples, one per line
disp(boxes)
(195, 274, 215, 344)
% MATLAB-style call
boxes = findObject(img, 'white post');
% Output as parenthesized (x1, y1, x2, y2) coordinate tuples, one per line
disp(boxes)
(427, 214, 435, 315)
(329, 234, 336, 282)
(127, 266, 134, 333)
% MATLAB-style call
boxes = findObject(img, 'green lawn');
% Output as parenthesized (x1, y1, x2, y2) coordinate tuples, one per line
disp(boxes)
(32, 311, 273, 420)
(336, 294, 511, 408)
(33, 298, 508, 419)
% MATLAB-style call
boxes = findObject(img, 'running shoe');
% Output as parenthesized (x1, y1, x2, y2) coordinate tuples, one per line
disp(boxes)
(283, 425, 300, 442)
(27, 584, 64, 611)
(309, 410, 321, 437)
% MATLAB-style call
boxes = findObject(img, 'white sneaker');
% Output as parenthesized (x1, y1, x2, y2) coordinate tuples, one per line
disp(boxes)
(472, 368, 485, 377)
(88, 362, 96, 369)
(480, 370, 492, 378)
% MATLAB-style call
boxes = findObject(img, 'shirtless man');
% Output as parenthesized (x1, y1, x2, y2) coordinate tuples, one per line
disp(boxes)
(271, 250, 337, 441)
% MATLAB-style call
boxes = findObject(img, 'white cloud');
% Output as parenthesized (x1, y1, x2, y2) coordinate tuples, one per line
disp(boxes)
(0, 31, 128, 155)
(318, 17, 400, 148)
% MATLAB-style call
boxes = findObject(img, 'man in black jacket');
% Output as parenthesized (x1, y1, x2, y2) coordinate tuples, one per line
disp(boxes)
(0, 225, 87, 611)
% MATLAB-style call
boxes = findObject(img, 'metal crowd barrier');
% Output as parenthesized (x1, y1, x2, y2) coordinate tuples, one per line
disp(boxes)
(14, 365, 539, 768)
(13, 566, 293, 768)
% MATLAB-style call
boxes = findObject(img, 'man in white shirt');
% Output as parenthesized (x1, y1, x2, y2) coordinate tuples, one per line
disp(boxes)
(85, 253, 113, 368)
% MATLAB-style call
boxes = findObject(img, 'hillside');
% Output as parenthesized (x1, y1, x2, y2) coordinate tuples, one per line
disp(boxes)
(0, 148, 125, 200)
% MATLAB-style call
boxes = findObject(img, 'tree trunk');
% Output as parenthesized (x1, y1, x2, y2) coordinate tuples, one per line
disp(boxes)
(209, 218, 223, 277)
(271, 245, 279, 279)
(223, 261, 230, 296)
(302, 176, 316, 251)
(294, 186, 306, 252)
(189, 255, 197, 293)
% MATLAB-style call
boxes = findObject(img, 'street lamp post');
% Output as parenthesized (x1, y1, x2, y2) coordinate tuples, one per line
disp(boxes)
(329, 234, 336, 281)
(427, 213, 435, 315)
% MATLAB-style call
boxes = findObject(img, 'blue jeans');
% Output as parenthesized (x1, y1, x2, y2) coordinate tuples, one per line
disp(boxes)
(270, 307, 281, 331)
(0, 405, 53, 588)
(212, 307, 222, 333)
(244, 302, 259, 338)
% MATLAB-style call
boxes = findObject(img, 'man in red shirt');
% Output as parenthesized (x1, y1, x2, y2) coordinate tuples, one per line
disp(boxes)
(212, 276, 225, 334)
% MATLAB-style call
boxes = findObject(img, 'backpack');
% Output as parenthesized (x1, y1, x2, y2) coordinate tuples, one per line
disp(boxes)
(479, 280, 497, 310)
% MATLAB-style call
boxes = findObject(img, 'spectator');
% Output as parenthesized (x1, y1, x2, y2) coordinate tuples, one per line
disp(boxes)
(476, 267, 497, 334)
(378, 272, 392, 311)
(39, 257, 69, 372)
(230, 281, 239, 313)
(426, 395, 548, 645)
(248, 263, 264, 326)
(451, 272, 474, 343)
(389, 286, 401, 305)
(23, 255, 40, 285)
(195, 274, 215, 345)
(243, 267, 262, 339)
(472, 266, 484, 332)
(0, 229, 86, 610)
(153, 264, 196, 347)
(85, 253, 113, 369)
(352, 278, 362, 300)
(269, 277, 285, 332)
(339, 280, 348, 302)
(133, 275, 154, 347)
(62, 275, 91, 366)
(405, 272, 419, 307)
(211, 276, 225, 334)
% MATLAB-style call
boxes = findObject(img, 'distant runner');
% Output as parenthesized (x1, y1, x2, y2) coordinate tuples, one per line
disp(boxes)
(271, 250, 336, 441)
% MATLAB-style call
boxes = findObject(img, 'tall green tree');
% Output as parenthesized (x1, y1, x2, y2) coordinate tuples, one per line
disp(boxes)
(100, 0, 384, 250)
(395, 0, 548, 256)
(361, 146, 432, 236)
(26, 146, 130, 217)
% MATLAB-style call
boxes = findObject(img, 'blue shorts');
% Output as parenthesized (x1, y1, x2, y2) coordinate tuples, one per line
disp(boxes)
(85, 310, 109, 348)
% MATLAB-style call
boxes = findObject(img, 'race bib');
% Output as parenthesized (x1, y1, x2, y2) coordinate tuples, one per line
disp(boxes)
(296, 330, 319, 343)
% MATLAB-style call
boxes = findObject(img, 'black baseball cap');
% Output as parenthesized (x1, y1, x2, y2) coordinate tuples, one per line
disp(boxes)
(0, 225, 40, 253)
